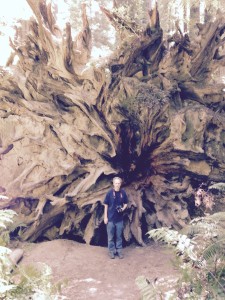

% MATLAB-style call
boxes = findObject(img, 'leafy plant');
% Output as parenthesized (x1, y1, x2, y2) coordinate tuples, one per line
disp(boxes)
(135, 275, 161, 300)
(0, 209, 17, 247)
(135, 275, 177, 300)
(120, 84, 168, 127)
(0, 208, 66, 299)
(209, 182, 225, 192)
(136, 212, 225, 299)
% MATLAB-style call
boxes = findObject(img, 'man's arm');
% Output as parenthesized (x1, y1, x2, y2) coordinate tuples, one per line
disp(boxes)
(104, 204, 108, 224)
(121, 190, 128, 211)
(122, 203, 127, 212)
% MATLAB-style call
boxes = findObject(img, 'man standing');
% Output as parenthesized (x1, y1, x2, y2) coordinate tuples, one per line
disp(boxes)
(104, 177, 128, 259)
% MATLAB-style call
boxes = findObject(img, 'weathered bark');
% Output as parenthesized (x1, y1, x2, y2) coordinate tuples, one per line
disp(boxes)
(1, 0, 225, 246)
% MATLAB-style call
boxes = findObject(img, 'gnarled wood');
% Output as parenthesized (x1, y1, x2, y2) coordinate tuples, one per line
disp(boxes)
(1, 0, 225, 246)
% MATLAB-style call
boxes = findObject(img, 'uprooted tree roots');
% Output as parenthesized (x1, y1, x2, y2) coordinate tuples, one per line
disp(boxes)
(0, 0, 225, 245)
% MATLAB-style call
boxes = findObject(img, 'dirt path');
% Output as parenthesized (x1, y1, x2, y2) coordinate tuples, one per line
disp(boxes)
(18, 239, 179, 300)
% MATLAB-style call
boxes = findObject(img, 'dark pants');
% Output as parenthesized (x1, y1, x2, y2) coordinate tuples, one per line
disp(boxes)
(107, 220, 123, 254)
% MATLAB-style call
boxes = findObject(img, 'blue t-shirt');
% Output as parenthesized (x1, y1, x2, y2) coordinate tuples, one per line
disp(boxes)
(104, 189, 128, 222)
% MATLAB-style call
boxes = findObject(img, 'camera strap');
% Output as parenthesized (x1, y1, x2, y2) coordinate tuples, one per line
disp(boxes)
(113, 189, 123, 206)
(113, 190, 123, 199)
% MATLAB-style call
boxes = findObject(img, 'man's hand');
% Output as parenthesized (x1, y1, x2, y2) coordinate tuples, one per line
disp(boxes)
(104, 204, 108, 224)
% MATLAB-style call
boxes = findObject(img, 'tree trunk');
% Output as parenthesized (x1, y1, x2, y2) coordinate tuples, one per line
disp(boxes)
(0, 0, 225, 246)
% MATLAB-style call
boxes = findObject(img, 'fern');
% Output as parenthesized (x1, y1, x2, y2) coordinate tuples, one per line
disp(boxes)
(208, 182, 225, 191)
(0, 210, 18, 247)
(147, 228, 197, 261)
(135, 275, 177, 300)
(202, 237, 225, 262)
(0, 210, 17, 230)
(206, 212, 225, 230)
(135, 276, 159, 300)
(138, 213, 225, 299)
(0, 209, 66, 299)
(181, 214, 225, 250)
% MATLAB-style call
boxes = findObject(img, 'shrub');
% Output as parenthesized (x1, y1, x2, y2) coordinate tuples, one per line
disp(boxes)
(0, 208, 65, 300)
(136, 212, 225, 299)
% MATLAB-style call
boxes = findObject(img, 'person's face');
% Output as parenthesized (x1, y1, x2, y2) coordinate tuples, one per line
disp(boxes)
(113, 179, 122, 191)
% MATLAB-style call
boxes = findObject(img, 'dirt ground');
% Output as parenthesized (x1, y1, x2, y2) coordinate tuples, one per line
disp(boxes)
(16, 239, 179, 300)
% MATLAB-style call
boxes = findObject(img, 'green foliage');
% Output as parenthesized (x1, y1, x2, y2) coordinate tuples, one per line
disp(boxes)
(209, 182, 225, 191)
(120, 84, 168, 128)
(0, 209, 17, 247)
(136, 213, 225, 299)
(0, 209, 65, 299)
(0, 209, 16, 230)
(9, 263, 64, 300)
(62, 0, 225, 67)
(148, 227, 197, 262)
(111, 1, 145, 37)
(135, 276, 161, 300)
(135, 275, 177, 300)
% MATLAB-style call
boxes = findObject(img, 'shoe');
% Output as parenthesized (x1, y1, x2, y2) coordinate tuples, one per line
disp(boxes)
(109, 252, 115, 259)
(118, 252, 124, 259)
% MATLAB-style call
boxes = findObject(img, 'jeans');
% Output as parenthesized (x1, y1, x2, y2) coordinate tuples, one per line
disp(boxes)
(107, 220, 123, 253)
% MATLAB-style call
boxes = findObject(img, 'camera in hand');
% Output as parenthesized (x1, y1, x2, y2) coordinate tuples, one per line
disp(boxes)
(116, 205, 123, 213)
